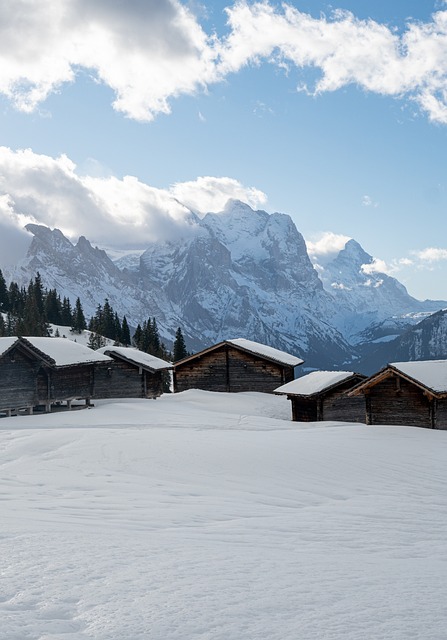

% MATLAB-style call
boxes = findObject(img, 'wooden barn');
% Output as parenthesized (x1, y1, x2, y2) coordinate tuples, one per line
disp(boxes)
(348, 360, 447, 429)
(0, 336, 112, 416)
(96, 346, 172, 398)
(274, 370, 367, 422)
(173, 338, 303, 394)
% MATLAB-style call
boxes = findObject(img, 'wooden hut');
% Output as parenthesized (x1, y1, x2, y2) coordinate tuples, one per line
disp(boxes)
(96, 346, 172, 398)
(173, 338, 303, 394)
(348, 360, 447, 429)
(0, 336, 112, 416)
(274, 370, 366, 422)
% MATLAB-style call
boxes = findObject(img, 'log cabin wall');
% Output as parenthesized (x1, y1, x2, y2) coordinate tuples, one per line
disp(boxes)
(0, 349, 38, 410)
(290, 397, 318, 422)
(49, 365, 94, 402)
(434, 399, 447, 429)
(174, 345, 293, 393)
(226, 347, 290, 393)
(322, 381, 366, 423)
(366, 375, 432, 428)
(174, 348, 228, 393)
(144, 371, 164, 398)
(94, 361, 145, 399)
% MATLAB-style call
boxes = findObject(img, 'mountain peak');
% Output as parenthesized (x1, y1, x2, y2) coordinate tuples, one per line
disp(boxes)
(338, 239, 372, 267)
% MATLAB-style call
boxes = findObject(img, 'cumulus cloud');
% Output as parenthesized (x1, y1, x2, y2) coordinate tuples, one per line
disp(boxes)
(306, 231, 352, 267)
(0, 195, 34, 266)
(0, 147, 266, 250)
(170, 176, 267, 215)
(219, 3, 447, 124)
(0, 0, 217, 121)
(413, 247, 447, 262)
(361, 258, 390, 275)
(2, 3, 447, 123)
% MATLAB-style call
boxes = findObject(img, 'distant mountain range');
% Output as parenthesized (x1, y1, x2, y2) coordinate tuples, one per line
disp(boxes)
(3, 200, 446, 372)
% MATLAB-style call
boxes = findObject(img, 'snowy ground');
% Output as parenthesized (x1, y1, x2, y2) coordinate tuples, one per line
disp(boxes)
(1, 390, 447, 640)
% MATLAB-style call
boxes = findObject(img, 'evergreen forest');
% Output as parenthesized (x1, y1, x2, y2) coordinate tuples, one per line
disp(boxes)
(0, 269, 189, 362)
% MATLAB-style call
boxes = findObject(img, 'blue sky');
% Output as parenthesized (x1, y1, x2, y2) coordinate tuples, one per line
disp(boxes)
(0, 0, 447, 299)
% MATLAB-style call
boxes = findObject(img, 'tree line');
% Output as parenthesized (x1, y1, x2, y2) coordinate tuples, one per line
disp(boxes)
(0, 269, 189, 362)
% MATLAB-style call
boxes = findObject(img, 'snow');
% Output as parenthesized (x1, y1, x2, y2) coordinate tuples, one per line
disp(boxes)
(391, 359, 447, 394)
(97, 346, 172, 371)
(274, 370, 357, 395)
(0, 336, 18, 356)
(227, 338, 304, 367)
(49, 325, 115, 349)
(1, 389, 447, 639)
(22, 337, 112, 366)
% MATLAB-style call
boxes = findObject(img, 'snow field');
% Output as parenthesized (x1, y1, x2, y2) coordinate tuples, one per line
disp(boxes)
(1, 391, 447, 639)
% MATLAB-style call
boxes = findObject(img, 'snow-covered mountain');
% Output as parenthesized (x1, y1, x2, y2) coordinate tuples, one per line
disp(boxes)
(139, 200, 351, 365)
(318, 238, 443, 343)
(2, 201, 445, 370)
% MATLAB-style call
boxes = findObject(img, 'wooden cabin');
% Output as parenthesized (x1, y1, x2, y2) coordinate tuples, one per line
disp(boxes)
(0, 336, 112, 416)
(275, 370, 367, 422)
(173, 338, 303, 394)
(96, 346, 172, 398)
(348, 360, 447, 429)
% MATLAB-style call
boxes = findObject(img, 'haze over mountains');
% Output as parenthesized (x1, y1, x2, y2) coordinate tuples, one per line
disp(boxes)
(3, 200, 446, 372)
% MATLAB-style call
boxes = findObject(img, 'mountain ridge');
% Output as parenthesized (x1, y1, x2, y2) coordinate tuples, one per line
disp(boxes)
(2, 201, 445, 371)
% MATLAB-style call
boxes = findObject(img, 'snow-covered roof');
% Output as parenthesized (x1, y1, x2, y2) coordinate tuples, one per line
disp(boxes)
(275, 371, 360, 396)
(390, 360, 447, 394)
(21, 337, 112, 367)
(97, 346, 172, 371)
(226, 339, 303, 367)
(0, 337, 19, 357)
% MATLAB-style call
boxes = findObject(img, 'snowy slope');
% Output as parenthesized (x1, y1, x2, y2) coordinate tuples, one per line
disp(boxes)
(1, 391, 447, 640)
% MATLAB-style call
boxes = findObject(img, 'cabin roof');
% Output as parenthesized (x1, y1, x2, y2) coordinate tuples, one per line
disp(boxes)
(350, 359, 447, 397)
(175, 338, 303, 368)
(20, 337, 113, 367)
(390, 360, 447, 393)
(97, 346, 173, 372)
(0, 336, 19, 358)
(274, 370, 362, 397)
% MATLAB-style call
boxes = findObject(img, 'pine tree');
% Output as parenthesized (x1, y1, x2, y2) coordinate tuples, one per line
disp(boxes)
(45, 289, 62, 324)
(173, 327, 188, 362)
(61, 297, 73, 326)
(0, 269, 8, 312)
(121, 316, 131, 346)
(101, 299, 115, 340)
(72, 297, 87, 333)
(8, 282, 24, 317)
(132, 323, 143, 349)
(22, 275, 49, 336)
(87, 331, 106, 350)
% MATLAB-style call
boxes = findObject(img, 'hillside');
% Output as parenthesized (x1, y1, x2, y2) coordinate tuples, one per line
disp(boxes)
(2, 391, 447, 639)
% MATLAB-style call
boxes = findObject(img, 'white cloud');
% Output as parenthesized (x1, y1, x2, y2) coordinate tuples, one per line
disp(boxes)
(0, 194, 34, 266)
(362, 195, 379, 207)
(219, 3, 447, 125)
(170, 176, 267, 215)
(361, 258, 391, 275)
(413, 247, 447, 262)
(0, 0, 218, 121)
(0, 147, 267, 250)
(306, 231, 351, 266)
(2, 3, 447, 123)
